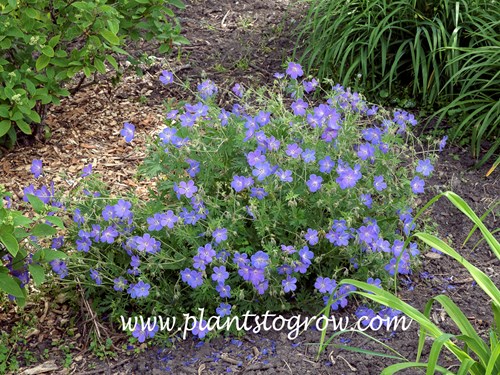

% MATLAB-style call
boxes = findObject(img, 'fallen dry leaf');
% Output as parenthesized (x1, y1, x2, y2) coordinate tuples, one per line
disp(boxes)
(22, 360, 58, 375)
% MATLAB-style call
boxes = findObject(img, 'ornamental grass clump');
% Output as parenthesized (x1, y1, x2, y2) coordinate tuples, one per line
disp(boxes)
(57, 63, 443, 340)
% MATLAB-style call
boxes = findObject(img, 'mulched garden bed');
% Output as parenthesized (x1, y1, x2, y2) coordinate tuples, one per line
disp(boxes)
(0, 0, 498, 374)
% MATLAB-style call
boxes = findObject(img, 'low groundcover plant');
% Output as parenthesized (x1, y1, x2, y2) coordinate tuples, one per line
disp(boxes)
(4, 62, 447, 342)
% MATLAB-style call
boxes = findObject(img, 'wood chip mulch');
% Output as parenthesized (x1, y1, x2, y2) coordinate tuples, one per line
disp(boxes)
(1, 70, 171, 201)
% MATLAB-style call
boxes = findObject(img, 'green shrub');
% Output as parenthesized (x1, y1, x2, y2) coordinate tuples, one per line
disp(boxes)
(320, 191, 500, 374)
(297, 0, 499, 162)
(54, 65, 443, 341)
(0, 0, 187, 147)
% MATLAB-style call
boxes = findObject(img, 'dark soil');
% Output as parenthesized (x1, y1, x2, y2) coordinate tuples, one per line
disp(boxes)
(1, 0, 499, 374)
(118, 0, 300, 107)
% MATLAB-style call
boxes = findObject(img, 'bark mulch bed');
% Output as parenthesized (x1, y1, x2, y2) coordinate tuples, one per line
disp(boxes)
(0, 0, 498, 374)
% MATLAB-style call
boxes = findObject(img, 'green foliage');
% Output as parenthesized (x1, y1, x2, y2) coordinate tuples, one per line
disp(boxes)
(0, 185, 66, 306)
(0, 0, 187, 146)
(320, 191, 500, 374)
(58, 70, 440, 341)
(297, 0, 499, 163)
(434, 43, 500, 167)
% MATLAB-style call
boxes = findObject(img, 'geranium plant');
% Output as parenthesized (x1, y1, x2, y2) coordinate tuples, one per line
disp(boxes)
(57, 63, 443, 340)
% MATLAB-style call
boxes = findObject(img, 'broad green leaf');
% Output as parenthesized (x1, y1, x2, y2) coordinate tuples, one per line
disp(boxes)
(48, 35, 61, 48)
(111, 45, 128, 55)
(0, 232, 18, 256)
(36, 54, 51, 71)
(55, 70, 69, 81)
(172, 35, 190, 45)
(100, 29, 119, 45)
(12, 214, 32, 227)
(164, 8, 174, 18)
(6, 126, 16, 147)
(19, 104, 32, 115)
(41, 94, 54, 104)
(72, 1, 95, 11)
(28, 264, 45, 286)
(31, 223, 57, 237)
(10, 110, 23, 122)
(16, 296, 26, 307)
(54, 49, 68, 58)
(88, 35, 102, 48)
(42, 249, 67, 261)
(0, 38, 12, 49)
(106, 55, 119, 70)
(158, 43, 171, 54)
(32, 250, 42, 262)
(99, 4, 116, 14)
(94, 58, 106, 73)
(27, 194, 45, 213)
(168, 0, 186, 9)
(107, 19, 120, 34)
(0, 120, 11, 137)
(24, 7, 38, 18)
(46, 67, 55, 80)
(13, 227, 29, 241)
(57, 88, 70, 97)
(16, 119, 32, 134)
(27, 110, 41, 123)
(24, 79, 36, 95)
(4, 87, 15, 99)
(41, 45, 54, 57)
(83, 66, 92, 78)
(0, 273, 24, 298)
(0, 104, 10, 117)
(43, 216, 64, 229)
